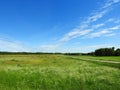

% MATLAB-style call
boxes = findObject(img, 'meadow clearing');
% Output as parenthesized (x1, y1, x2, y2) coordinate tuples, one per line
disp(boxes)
(0, 54, 120, 90)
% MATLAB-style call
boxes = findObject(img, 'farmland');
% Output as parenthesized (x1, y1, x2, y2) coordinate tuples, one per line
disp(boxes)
(0, 54, 120, 90)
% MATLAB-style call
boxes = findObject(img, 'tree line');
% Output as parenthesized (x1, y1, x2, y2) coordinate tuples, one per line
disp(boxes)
(63, 47, 120, 56)
(94, 47, 120, 56)
(0, 47, 120, 56)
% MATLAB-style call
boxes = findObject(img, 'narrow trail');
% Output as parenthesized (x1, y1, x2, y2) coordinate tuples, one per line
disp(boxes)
(70, 57, 120, 64)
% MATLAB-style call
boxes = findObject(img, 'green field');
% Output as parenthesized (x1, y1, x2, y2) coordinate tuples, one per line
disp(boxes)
(0, 55, 120, 90)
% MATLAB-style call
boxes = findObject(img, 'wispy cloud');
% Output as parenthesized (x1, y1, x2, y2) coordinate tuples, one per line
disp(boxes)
(58, 0, 120, 42)
(1, 0, 119, 52)
(105, 33, 116, 37)
(0, 38, 30, 52)
(39, 0, 120, 51)
(91, 23, 105, 29)
(60, 29, 92, 42)
(87, 25, 120, 38)
(109, 25, 120, 30)
(102, 0, 120, 9)
(84, 10, 108, 24)
(88, 30, 112, 38)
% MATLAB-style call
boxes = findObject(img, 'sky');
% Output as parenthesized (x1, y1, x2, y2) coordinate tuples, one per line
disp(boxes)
(0, 0, 120, 52)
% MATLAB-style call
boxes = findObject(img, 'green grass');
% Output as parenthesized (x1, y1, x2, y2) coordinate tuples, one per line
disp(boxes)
(0, 55, 120, 90)
(74, 55, 120, 62)
(69, 56, 120, 69)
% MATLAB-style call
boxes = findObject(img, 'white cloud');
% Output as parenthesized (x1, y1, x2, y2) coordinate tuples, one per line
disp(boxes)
(109, 25, 120, 30)
(60, 29, 92, 42)
(89, 30, 112, 38)
(58, 9, 109, 42)
(87, 25, 120, 38)
(0, 39, 30, 52)
(85, 10, 108, 24)
(102, 0, 120, 9)
(105, 33, 116, 36)
(38, 0, 120, 51)
(59, 0, 120, 42)
(106, 18, 120, 24)
(107, 18, 115, 22)
(91, 23, 105, 29)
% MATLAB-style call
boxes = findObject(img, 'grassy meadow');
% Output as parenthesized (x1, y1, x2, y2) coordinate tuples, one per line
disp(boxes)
(0, 54, 120, 90)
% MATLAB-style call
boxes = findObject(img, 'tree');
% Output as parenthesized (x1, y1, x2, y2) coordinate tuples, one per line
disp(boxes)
(94, 47, 114, 56)
(115, 48, 120, 56)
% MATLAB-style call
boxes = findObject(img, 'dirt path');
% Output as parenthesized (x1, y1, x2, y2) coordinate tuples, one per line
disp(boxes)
(70, 57, 120, 64)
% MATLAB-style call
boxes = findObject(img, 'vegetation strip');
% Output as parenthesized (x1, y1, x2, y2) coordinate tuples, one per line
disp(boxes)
(70, 57, 120, 64)
(69, 56, 120, 69)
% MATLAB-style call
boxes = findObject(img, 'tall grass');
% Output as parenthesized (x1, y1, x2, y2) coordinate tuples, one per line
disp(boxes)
(0, 55, 120, 90)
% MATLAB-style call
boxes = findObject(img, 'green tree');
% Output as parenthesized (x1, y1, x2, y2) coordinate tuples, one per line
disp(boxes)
(115, 48, 120, 56)
(94, 47, 114, 56)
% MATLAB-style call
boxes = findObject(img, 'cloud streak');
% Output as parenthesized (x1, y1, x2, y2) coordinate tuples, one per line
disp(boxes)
(40, 0, 120, 51)
(60, 29, 92, 42)
(102, 0, 120, 9)
(0, 38, 30, 52)
(59, 0, 120, 42)
(1, 0, 119, 52)
(87, 25, 120, 38)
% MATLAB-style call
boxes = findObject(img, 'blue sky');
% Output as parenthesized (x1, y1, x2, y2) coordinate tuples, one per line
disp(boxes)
(0, 0, 120, 52)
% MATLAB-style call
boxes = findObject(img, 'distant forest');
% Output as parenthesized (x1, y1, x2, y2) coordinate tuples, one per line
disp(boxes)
(94, 47, 120, 56)
(0, 47, 120, 56)
(64, 47, 120, 56)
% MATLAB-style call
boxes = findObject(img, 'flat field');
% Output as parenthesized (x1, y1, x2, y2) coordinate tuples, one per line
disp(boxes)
(0, 54, 120, 90)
